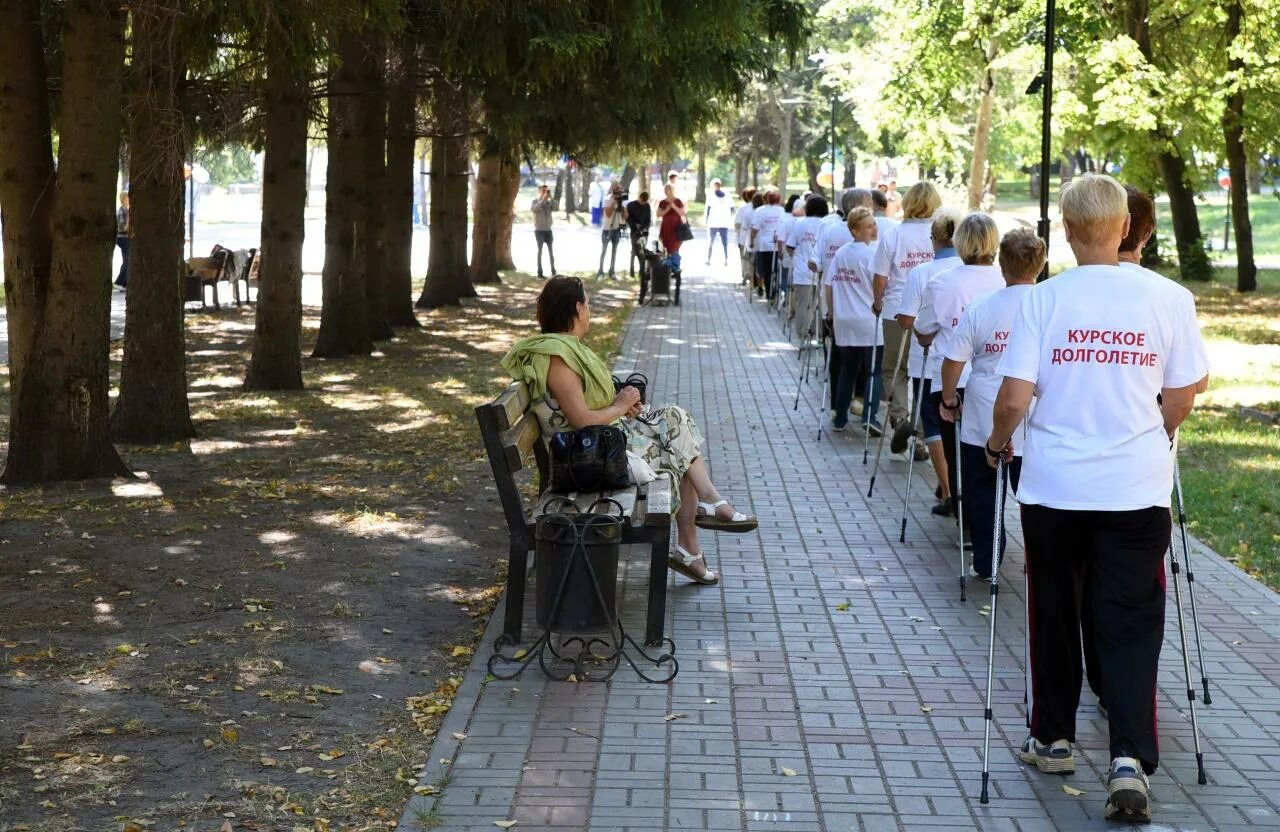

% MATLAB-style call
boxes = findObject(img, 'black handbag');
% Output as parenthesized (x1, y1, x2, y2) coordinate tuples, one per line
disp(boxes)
(612, 372, 647, 404)
(676, 221, 694, 242)
(549, 426, 629, 493)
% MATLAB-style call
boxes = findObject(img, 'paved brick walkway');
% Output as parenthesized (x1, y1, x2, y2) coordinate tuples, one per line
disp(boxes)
(400, 266, 1280, 832)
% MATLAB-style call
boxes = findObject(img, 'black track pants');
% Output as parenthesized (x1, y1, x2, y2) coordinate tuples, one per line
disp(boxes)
(960, 443, 1021, 577)
(1022, 504, 1170, 774)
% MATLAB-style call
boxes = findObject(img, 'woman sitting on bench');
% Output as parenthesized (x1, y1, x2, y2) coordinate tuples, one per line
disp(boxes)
(502, 276, 758, 586)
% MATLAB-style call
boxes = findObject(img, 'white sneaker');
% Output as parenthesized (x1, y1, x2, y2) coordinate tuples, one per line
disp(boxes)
(1018, 737, 1075, 774)
(1105, 756, 1150, 821)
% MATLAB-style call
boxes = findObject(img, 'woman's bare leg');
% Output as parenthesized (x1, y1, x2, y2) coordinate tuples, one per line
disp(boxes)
(685, 457, 750, 521)
(675, 474, 714, 580)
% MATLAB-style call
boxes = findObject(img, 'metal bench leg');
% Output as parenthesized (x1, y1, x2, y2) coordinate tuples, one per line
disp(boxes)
(502, 537, 528, 643)
(645, 523, 671, 647)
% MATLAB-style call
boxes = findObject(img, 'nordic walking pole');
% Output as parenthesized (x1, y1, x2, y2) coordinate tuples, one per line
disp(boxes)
(898, 345, 930, 542)
(815, 359, 829, 441)
(1168, 533, 1209, 784)
(1172, 438, 1212, 705)
(955, 408, 967, 602)
(793, 293, 822, 410)
(867, 331, 909, 497)
(862, 315, 883, 464)
(980, 453, 1009, 804)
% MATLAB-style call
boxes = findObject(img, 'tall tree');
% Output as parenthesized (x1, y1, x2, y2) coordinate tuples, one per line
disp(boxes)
(1223, 0, 1256, 292)
(313, 29, 373, 357)
(469, 131, 508, 286)
(245, 0, 312, 388)
(362, 36, 394, 340)
(0, 0, 130, 483)
(416, 80, 473, 308)
(383, 33, 420, 326)
(112, 0, 196, 442)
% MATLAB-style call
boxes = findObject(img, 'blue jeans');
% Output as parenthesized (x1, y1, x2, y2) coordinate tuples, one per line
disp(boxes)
(706, 227, 729, 260)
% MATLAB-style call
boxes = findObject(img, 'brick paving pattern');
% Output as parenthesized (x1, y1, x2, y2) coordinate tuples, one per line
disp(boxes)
(399, 266, 1280, 832)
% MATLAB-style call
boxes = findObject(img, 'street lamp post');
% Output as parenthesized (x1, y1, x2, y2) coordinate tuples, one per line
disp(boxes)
(1026, 0, 1057, 278)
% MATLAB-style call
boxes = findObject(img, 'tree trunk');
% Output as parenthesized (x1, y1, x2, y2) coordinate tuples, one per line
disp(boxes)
(416, 147, 429, 225)
(383, 35, 420, 327)
(245, 4, 310, 389)
(2, 0, 130, 483)
(735, 154, 747, 191)
(552, 167, 565, 210)
(1156, 149, 1213, 281)
(0, 0, 55, 424)
(777, 107, 793, 195)
(751, 151, 759, 187)
(112, 0, 195, 442)
(362, 38, 393, 341)
(1223, 0, 1256, 293)
(1061, 153, 1076, 185)
(620, 163, 636, 194)
(416, 84, 473, 308)
(695, 144, 707, 203)
(313, 31, 372, 357)
(806, 157, 824, 197)
(966, 41, 999, 211)
(563, 165, 576, 216)
(470, 133, 503, 285)
(495, 153, 520, 271)
(576, 165, 591, 212)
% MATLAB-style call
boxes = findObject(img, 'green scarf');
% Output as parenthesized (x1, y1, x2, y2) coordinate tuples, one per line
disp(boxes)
(500, 333, 615, 410)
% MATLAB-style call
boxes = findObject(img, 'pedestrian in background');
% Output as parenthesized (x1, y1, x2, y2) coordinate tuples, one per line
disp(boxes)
(705, 178, 734, 266)
(531, 184, 558, 279)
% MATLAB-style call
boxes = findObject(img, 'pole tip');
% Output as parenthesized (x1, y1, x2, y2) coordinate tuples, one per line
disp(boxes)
(980, 772, 990, 804)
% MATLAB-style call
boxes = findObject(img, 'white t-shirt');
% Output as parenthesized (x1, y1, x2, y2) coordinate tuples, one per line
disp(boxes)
(1115, 262, 1212, 375)
(750, 204, 786, 252)
(874, 215, 896, 243)
(916, 263, 1004, 386)
(873, 218, 935, 315)
(737, 204, 755, 250)
(816, 217, 852, 278)
(945, 284, 1033, 452)
(895, 253, 961, 377)
(706, 190, 734, 229)
(823, 242, 880, 348)
(996, 264, 1210, 511)
(786, 216, 824, 287)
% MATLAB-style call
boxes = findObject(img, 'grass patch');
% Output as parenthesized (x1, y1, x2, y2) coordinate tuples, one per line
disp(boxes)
(1174, 267, 1280, 587)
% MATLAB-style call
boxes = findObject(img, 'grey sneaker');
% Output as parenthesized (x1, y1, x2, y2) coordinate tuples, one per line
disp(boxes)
(1018, 737, 1075, 775)
(1105, 756, 1150, 821)
(831, 420, 848, 434)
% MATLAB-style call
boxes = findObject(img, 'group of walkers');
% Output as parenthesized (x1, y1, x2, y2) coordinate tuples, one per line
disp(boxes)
(735, 172, 1209, 823)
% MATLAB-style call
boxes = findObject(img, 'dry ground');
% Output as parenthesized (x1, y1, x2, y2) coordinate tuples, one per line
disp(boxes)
(0, 274, 632, 832)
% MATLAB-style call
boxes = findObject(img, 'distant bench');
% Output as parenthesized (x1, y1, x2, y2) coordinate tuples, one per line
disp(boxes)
(185, 245, 257, 309)
(475, 380, 675, 647)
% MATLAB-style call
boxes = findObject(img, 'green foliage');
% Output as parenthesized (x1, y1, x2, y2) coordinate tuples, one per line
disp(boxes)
(197, 144, 257, 186)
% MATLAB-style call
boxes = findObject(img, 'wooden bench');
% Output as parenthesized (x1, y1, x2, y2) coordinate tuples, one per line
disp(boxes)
(476, 381, 675, 647)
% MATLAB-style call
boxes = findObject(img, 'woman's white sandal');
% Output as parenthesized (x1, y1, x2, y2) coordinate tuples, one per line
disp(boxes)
(668, 544, 718, 585)
(694, 499, 758, 532)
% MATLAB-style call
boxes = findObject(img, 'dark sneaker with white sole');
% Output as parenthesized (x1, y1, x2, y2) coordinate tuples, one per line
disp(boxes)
(1018, 737, 1075, 774)
(1105, 756, 1150, 821)
(890, 421, 914, 454)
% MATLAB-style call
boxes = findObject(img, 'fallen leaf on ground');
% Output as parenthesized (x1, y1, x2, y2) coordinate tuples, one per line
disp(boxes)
(705, 698, 718, 704)
(450, 645, 472, 657)
(663, 713, 688, 722)
(414, 784, 440, 796)
(834, 601, 851, 611)
(494, 822, 517, 829)
(259, 756, 278, 766)
(1063, 784, 1085, 796)
(909, 616, 924, 622)
(920, 705, 933, 713)
(452, 732, 467, 740)
(781, 767, 798, 777)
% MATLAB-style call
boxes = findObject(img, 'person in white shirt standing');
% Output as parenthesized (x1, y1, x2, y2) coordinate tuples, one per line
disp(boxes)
(750, 188, 786, 301)
(822, 207, 882, 433)
(736, 189, 759, 287)
(938, 227, 1046, 578)
(870, 188, 896, 240)
(785, 195, 829, 343)
(873, 182, 942, 431)
(775, 195, 802, 305)
(986, 174, 1209, 822)
(705, 178, 734, 266)
(915, 212, 1005, 523)
(892, 210, 963, 502)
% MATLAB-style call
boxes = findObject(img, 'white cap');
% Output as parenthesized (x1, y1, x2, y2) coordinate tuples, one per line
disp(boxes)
(667, 171, 679, 179)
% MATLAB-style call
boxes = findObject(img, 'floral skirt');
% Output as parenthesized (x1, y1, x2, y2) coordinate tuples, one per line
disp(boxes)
(623, 404, 704, 481)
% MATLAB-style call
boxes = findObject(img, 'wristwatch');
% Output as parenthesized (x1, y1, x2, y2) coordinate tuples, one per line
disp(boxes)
(984, 442, 1003, 459)
(941, 399, 961, 411)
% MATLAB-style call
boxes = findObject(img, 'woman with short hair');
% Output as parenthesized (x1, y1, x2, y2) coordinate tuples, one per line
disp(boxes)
(502, 277, 758, 585)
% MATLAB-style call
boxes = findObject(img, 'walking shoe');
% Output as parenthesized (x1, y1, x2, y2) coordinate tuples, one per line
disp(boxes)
(935, 484, 944, 499)
(1019, 737, 1075, 775)
(862, 420, 884, 438)
(831, 420, 848, 434)
(1104, 757, 1150, 821)
(968, 565, 989, 580)
(914, 443, 930, 462)
(890, 421, 914, 454)
(930, 499, 954, 517)
(851, 399, 864, 417)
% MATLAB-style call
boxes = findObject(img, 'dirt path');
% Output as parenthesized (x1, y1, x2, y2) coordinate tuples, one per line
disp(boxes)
(0, 274, 633, 831)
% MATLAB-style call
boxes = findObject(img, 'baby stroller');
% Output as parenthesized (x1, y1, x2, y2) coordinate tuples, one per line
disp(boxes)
(639, 240, 681, 306)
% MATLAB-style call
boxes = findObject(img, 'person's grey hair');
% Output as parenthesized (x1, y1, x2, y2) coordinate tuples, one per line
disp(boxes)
(840, 188, 872, 215)
(870, 189, 888, 211)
